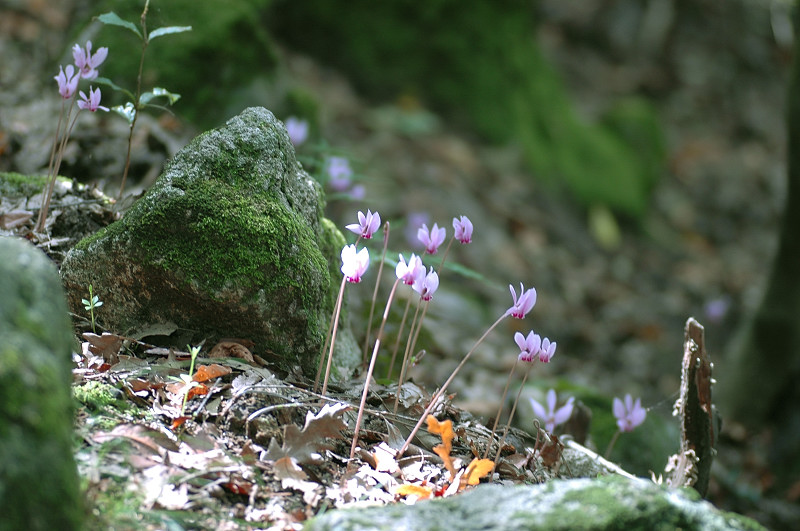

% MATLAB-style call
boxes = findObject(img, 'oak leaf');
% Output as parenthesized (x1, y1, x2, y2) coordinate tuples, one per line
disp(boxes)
(264, 403, 349, 464)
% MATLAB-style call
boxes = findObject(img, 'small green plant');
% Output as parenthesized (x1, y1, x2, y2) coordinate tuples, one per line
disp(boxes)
(93, 0, 190, 198)
(171, 344, 201, 418)
(81, 284, 103, 333)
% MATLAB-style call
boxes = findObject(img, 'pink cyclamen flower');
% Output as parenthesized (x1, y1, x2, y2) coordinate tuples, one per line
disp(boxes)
(613, 394, 647, 432)
(285, 117, 309, 146)
(396, 253, 424, 286)
(72, 41, 108, 80)
(530, 389, 574, 432)
(515, 331, 541, 363)
(507, 283, 537, 319)
(55, 65, 80, 99)
(341, 244, 369, 283)
(453, 215, 473, 244)
(418, 223, 446, 254)
(538, 337, 557, 363)
(77, 87, 109, 112)
(345, 209, 381, 239)
(412, 267, 439, 301)
(326, 156, 352, 191)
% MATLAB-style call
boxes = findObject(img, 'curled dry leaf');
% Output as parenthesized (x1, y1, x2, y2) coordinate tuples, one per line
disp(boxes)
(82, 332, 124, 363)
(462, 458, 494, 486)
(208, 340, 255, 363)
(426, 415, 456, 480)
(264, 402, 349, 465)
(393, 483, 433, 501)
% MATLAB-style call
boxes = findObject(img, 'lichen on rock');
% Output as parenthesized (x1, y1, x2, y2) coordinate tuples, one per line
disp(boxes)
(60, 107, 356, 376)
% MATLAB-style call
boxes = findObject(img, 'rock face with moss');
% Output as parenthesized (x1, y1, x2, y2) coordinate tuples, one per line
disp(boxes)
(0, 237, 83, 530)
(307, 476, 764, 531)
(60, 107, 356, 375)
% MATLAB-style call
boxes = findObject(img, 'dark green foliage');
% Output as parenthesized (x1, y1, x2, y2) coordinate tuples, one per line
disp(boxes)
(94, 0, 277, 127)
(0, 237, 83, 531)
(268, 0, 665, 218)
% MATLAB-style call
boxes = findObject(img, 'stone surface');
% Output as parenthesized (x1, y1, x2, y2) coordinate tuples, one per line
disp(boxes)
(306, 476, 765, 531)
(0, 236, 82, 530)
(60, 107, 357, 376)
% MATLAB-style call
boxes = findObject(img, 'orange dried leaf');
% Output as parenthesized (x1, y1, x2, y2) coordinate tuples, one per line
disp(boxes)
(463, 458, 494, 486)
(192, 363, 231, 383)
(426, 415, 456, 480)
(394, 484, 433, 500)
(425, 415, 454, 452)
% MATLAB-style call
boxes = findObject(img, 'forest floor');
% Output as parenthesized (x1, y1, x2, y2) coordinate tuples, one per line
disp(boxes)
(1, 0, 798, 529)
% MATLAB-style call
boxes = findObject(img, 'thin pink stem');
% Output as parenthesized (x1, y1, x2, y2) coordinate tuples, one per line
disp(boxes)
(350, 278, 401, 459)
(362, 222, 390, 365)
(493, 362, 533, 468)
(315, 275, 346, 394)
(386, 295, 413, 379)
(483, 358, 519, 459)
(393, 297, 423, 414)
(398, 312, 508, 456)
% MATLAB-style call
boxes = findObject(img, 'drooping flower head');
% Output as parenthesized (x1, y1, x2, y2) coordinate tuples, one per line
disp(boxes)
(515, 331, 541, 363)
(530, 389, 574, 432)
(345, 209, 381, 239)
(453, 215, 473, 244)
(396, 253, 424, 286)
(55, 65, 80, 99)
(412, 267, 439, 301)
(613, 394, 647, 432)
(326, 156, 353, 191)
(538, 337, 557, 363)
(285, 116, 309, 146)
(418, 223, 446, 254)
(507, 283, 537, 319)
(72, 40, 108, 80)
(341, 244, 369, 283)
(77, 87, 109, 112)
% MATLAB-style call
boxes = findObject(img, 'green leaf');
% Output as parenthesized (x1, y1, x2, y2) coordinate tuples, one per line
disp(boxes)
(112, 103, 136, 125)
(96, 12, 142, 39)
(139, 87, 181, 106)
(93, 77, 134, 100)
(148, 26, 192, 41)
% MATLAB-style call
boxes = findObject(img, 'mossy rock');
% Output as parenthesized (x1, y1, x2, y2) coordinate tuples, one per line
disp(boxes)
(0, 236, 83, 530)
(306, 476, 765, 531)
(268, 0, 665, 218)
(60, 107, 358, 376)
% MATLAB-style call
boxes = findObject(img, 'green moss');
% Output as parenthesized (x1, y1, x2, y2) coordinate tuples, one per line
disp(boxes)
(74, 381, 122, 410)
(0, 171, 56, 197)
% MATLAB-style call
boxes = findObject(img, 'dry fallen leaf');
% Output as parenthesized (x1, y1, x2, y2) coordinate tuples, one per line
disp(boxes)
(208, 340, 255, 363)
(192, 363, 232, 383)
(462, 458, 494, 486)
(393, 483, 433, 501)
(426, 415, 456, 480)
(264, 402, 349, 465)
(82, 332, 125, 363)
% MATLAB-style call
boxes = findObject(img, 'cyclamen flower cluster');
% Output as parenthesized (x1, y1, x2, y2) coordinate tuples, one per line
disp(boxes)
(530, 389, 574, 432)
(613, 394, 647, 432)
(514, 331, 557, 363)
(325, 156, 364, 199)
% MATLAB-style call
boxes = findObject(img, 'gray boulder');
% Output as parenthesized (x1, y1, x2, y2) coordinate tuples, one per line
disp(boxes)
(0, 236, 82, 530)
(60, 107, 357, 375)
(306, 476, 764, 531)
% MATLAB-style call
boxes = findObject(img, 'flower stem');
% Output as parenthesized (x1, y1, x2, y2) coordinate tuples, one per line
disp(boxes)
(362, 222, 390, 366)
(398, 312, 508, 456)
(386, 295, 413, 379)
(316, 275, 347, 396)
(393, 297, 423, 414)
(350, 278, 401, 459)
(483, 358, 519, 459)
(493, 362, 533, 469)
(604, 429, 622, 460)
